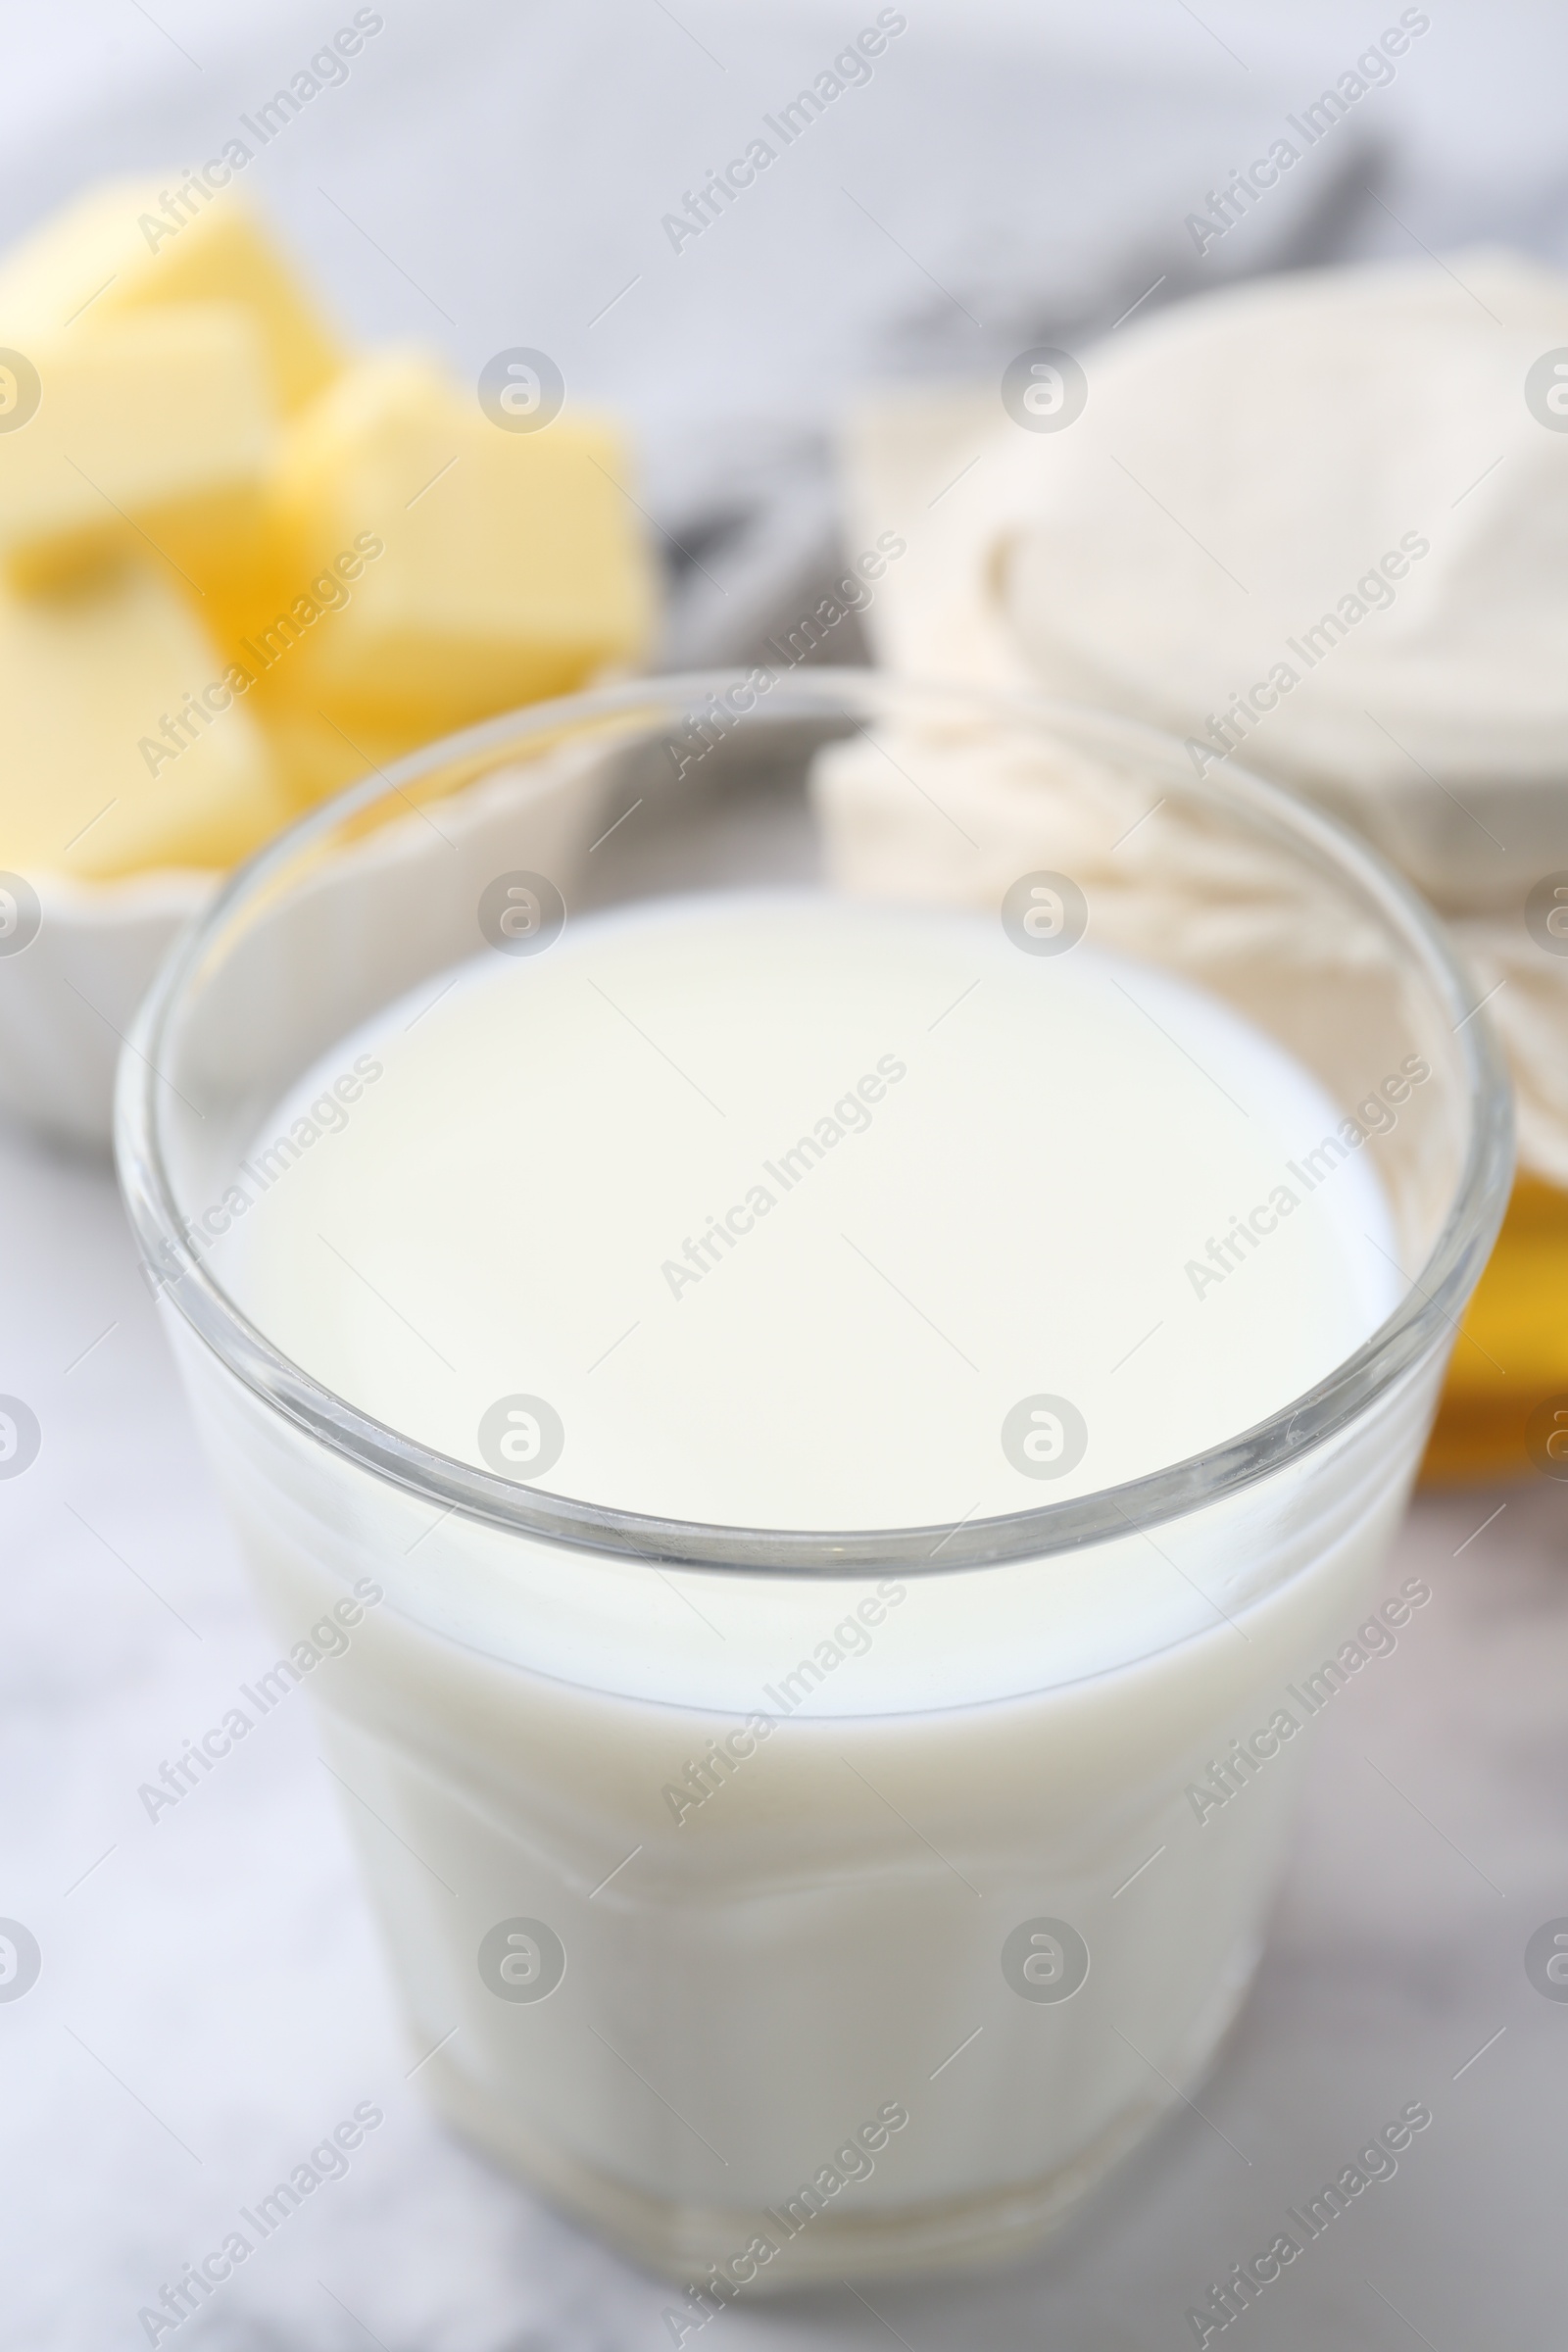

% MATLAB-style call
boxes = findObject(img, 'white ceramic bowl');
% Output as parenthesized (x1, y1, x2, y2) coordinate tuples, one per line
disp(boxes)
(0, 722, 635, 1152)
(0, 870, 214, 1152)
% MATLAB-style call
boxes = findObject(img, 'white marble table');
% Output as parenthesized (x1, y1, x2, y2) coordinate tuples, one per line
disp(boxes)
(2, 1092, 1563, 2352)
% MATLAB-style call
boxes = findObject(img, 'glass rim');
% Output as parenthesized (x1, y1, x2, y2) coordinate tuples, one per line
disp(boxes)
(115, 667, 1514, 1577)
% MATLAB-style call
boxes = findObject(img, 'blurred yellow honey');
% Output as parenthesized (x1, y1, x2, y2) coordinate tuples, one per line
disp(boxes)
(1424, 1175, 1568, 1481)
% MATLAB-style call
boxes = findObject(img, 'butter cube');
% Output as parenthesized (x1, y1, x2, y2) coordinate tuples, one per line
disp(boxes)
(253, 353, 654, 732)
(0, 564, 291, 878)
(0, 305, 275, 594)
(0, 177, 341, 414)
(247, 696, 416, 812)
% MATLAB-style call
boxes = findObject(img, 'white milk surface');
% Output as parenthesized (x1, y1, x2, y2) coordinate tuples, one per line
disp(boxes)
(191, 889, 1421, 2279)
(219, 890, 1396, 1533)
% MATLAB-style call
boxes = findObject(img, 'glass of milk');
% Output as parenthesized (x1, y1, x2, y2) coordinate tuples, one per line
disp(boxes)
(116, 672, 1509, 2288)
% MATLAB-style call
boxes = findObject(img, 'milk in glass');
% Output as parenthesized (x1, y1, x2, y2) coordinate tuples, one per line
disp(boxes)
(192, 889, 1410, 2281)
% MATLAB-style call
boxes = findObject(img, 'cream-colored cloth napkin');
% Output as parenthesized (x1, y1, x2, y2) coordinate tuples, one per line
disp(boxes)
(815, 258, 1568, 1185)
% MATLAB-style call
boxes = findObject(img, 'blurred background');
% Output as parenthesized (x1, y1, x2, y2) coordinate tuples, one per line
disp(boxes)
(8, 0, 1568, 664)
(3, 5, 1567, 2348)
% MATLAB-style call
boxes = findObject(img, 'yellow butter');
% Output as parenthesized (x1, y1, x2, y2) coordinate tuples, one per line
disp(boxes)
(0, 176, 341, 414)
(0, 305, 276, 594)
(255, 352, 654, 733)
(247, 695, 417, 812)
(0, 564, 290, 879)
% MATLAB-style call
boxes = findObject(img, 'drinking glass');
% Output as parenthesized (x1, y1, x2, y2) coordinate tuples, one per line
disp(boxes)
(115, 671, 1510, 2285)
